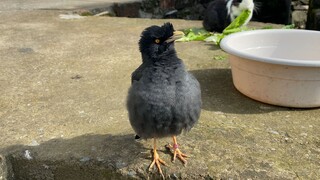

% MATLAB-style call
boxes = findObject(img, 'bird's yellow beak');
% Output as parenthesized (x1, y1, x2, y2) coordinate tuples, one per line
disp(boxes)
(165, 30, 185, 43)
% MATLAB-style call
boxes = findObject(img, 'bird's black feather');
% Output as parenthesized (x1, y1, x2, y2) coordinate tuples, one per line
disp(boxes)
(127, 23, 201, 139)
(131, 63, 147, 84)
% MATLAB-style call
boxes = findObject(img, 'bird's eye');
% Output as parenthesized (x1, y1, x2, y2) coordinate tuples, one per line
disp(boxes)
(155, 39, 160, 44)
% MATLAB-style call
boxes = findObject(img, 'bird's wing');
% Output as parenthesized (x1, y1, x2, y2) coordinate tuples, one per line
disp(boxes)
(131, 63, 146, 84)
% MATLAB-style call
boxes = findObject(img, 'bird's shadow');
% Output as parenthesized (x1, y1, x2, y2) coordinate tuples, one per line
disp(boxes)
(0, 134, 152, 179)
(190, 68, 290, 114)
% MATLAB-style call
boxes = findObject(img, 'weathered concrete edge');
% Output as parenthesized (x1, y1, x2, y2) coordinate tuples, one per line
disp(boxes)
(0, 154, 13, 180)
(0, 151, 129, 180)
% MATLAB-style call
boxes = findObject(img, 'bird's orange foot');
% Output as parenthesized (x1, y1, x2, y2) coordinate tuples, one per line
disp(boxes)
(166, 143, 188, 165)
(149, 149, 167, 179)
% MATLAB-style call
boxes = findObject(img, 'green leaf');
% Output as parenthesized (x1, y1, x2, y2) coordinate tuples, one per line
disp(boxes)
(177, 28, 211, 42)
(203, 10, 252, 46)
(261, 25, 274, 29)
(204, 33, 224, 45)
(282, 24, 295, 29)
(222, 10, 251, 35)
(176, 9, 296, 47)
(213, 55, 227, 60)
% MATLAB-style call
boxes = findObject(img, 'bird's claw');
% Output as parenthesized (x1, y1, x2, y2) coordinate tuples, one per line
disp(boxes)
(149, 150, 167, 179)
(166, 143, 188, 165)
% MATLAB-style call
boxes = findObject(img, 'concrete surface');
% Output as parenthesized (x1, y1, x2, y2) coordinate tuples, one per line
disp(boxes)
(0, 2, 320, 180)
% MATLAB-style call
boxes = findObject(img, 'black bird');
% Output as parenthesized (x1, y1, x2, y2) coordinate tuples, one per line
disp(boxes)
(127, 23, 201, 178)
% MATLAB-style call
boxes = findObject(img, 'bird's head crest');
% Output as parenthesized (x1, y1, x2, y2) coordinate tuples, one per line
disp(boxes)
(139, 23, 182, 60)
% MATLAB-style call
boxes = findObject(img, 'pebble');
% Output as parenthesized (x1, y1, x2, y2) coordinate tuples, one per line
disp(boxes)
(79, 157, 90, 162)
(96, 157, 104, 162)
(94, 11, 112, 17)
(59, 14, 84, 20)
(18, 47, 34, 53)
(115, 161, 127, 169)
(127, 170, 137, 177)
(170, 173, 179, 179)
(259, 105, 273, 110)
(38, 128, 44, 134)
(268, 129, 280, 135)
(214, 111, 224, 115)
(24, 150, 33, 160)
(30, 140, 40, 146)
(43, 164, 50, 169)
(300, 133, 308, 137)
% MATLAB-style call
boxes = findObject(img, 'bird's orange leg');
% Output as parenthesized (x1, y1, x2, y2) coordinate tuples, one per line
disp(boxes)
(166, 136, 188, 165)
(149, 138, 167, 179)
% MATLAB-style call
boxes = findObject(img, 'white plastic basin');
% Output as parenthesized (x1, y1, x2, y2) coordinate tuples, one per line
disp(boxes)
(220, 29, 320, 108)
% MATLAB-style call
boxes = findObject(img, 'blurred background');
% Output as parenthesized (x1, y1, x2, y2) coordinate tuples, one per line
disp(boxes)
(100, 0, 316, 29)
